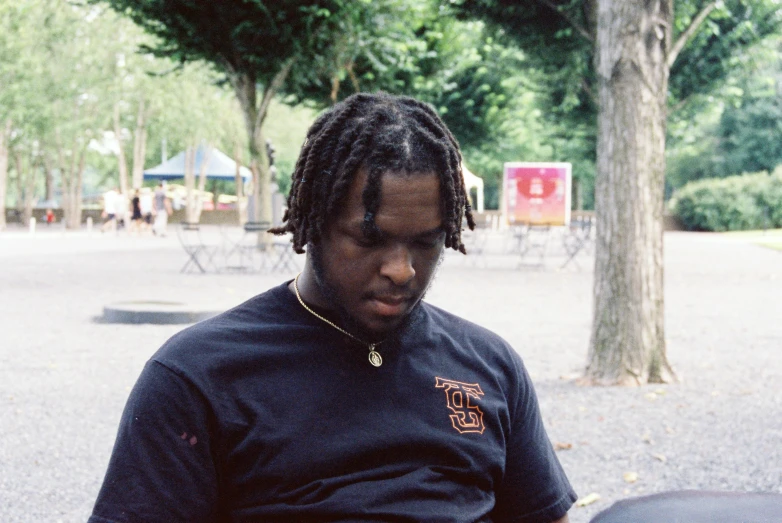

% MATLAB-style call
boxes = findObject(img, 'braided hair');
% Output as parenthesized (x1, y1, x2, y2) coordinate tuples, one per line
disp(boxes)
(269, 92, 476, 253)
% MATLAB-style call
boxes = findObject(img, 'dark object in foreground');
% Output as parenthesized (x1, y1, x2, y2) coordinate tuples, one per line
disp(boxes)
(590, 490, 782, 523)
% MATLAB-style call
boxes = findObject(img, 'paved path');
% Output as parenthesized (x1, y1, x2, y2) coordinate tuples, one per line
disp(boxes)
(0, 227, 779, 522)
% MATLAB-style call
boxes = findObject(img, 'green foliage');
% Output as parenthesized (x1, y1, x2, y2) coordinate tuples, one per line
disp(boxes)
(412, 20, 527, 151)
(670, 167, 782, 231)
(98, 0, 338, 85)
(451, 0, 782, 210)
(666, 35, 782, 193)
(669, 0, 782, 105)
(716, 93, 782, 176)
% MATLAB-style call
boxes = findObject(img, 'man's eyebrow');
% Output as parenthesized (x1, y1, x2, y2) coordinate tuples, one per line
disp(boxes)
(414, 226, 446, 237)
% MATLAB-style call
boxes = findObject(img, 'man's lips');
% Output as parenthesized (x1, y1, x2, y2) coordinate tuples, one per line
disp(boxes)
(367, 295, 413, 316)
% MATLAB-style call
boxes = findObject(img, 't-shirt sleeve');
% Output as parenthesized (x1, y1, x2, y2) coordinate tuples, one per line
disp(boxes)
(491, 355, 577, 523)
(89, 360, 219, 523)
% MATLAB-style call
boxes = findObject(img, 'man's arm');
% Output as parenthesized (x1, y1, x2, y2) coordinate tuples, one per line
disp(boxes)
(90, 360, 219, 522)
(492, 349, 577, 522)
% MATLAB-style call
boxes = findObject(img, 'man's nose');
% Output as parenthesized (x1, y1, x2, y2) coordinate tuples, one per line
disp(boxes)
(379, 244, 415, 285)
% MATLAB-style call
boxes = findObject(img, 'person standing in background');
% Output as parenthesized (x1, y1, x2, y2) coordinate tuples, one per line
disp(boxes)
(130, 189, 143, 234)
(100, 187, 118, 233)
(115, 190, 128, 231)
(139, 188, 154, 233)
(153, 182, 172, 237)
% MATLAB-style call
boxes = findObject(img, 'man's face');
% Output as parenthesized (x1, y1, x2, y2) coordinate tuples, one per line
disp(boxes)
(309, 167, 445, 339)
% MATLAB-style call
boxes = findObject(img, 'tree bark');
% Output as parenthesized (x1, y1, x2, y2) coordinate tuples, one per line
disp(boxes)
(114, 102, 129, 195)
(131, 97, 147, 190)
(14, 151, 34, 226)
(67, 144, 87, 230)
(585, 0, 676, 385)
(194, 144, 212, 223)
(229, 62, 292, 227)
(234, 142, 246, 225)
(0, 119, 10, 230)
(23, 154, 36, 226)
(184, 145, 196, 223)
(45, 163, 54, 202)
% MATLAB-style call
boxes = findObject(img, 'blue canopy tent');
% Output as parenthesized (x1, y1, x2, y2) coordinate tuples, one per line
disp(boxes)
(143, 146, 252, 182)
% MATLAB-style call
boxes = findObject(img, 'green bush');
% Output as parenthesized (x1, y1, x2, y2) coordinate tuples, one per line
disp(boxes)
(670, 167, 782, 231)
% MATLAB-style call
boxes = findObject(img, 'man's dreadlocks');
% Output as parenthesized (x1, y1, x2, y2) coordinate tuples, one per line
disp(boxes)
(269, 92, 476, 254)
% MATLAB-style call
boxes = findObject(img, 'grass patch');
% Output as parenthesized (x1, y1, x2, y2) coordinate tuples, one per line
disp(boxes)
(756, 240, 782, 251)
(720, 228, 782, 238)
(717, 229, 782, 251)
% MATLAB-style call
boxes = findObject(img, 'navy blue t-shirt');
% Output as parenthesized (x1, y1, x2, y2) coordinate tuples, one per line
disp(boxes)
(90, 282, 576, 522)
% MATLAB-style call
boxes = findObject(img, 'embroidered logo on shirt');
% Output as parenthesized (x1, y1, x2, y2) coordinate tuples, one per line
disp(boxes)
(435, 377, 485, 434)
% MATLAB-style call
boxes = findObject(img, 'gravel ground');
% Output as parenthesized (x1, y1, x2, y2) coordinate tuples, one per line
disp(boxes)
(0, 226, 780, 522)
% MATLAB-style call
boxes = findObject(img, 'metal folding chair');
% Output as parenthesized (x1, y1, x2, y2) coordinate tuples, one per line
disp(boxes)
(270, 238, 300, 273)
(515, 224, 551, 269)
(177, 222, 219, 273)
(462, 226, 490, 268)
(221, 222, 271, 272)
(561, 216, 593, 269)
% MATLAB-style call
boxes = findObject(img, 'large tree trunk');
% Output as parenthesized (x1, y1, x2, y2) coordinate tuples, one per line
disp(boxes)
(229, 63, 292, 227)
(585, 0, 675, 385)
(232, 72, 269, 225)
(0, 119, 10, 231)
(131, 98, 147, 190)
(114, 102, 129, 196)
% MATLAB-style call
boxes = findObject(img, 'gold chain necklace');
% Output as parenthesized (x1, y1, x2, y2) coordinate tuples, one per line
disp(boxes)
(293, 274, 383, 367)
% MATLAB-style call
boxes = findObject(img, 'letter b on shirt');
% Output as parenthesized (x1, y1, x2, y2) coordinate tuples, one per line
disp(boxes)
(435, 377, 485, 434)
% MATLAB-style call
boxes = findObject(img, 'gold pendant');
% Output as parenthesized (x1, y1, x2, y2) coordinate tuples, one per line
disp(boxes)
(368, 345, 383, 367)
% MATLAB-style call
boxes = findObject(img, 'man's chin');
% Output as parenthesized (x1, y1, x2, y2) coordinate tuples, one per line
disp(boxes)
(353, 300, 422, 342)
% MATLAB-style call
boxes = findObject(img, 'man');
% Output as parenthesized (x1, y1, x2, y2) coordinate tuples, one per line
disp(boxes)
(139, 187, 154, 233)
(100, 187, 118, 233)
(152, 182, 171, 236)
(90, 93, 576, 522)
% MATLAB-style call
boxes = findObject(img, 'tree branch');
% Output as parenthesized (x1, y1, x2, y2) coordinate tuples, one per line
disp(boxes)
(667, 1, 718, 69)
(581, 77, 597, 105)
(255, 58, 295, 132)
(536, 0, 594, 43)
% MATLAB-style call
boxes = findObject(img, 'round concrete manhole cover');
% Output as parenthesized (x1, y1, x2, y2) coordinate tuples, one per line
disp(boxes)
(103, 301, 222, 325)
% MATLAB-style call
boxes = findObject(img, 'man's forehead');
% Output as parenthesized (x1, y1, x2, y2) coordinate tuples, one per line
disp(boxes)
(338, 170, 443, 235)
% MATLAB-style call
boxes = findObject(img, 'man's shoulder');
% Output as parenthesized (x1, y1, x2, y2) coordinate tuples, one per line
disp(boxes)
(419, 301, 509, 346)
(152, 282, 294, 369)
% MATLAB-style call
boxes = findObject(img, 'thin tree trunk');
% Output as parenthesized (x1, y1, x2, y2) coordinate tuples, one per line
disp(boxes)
(114, 102, 129, 196)
(23, 154, 37, 226)
(585, 0, 675, 385)
(0, 119, 10, 230)
(14, 150, 23, 216)
(62, 137, 79, 228)
(184, 145, 196, 223)
(13, 151, 36, 226)
(55, 131, 70, 226)
(574, 177, 584, 211)
(131, 97, 147, 189)
(68, 144, 87, 230)
(194, 144, 212, 222)
(45, 164, 54, 202)
(234, 142, 246, 225)
(229, 62, 292, 227)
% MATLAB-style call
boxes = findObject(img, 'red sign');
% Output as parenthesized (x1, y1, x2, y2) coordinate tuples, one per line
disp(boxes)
(503, 162, 571, 226)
